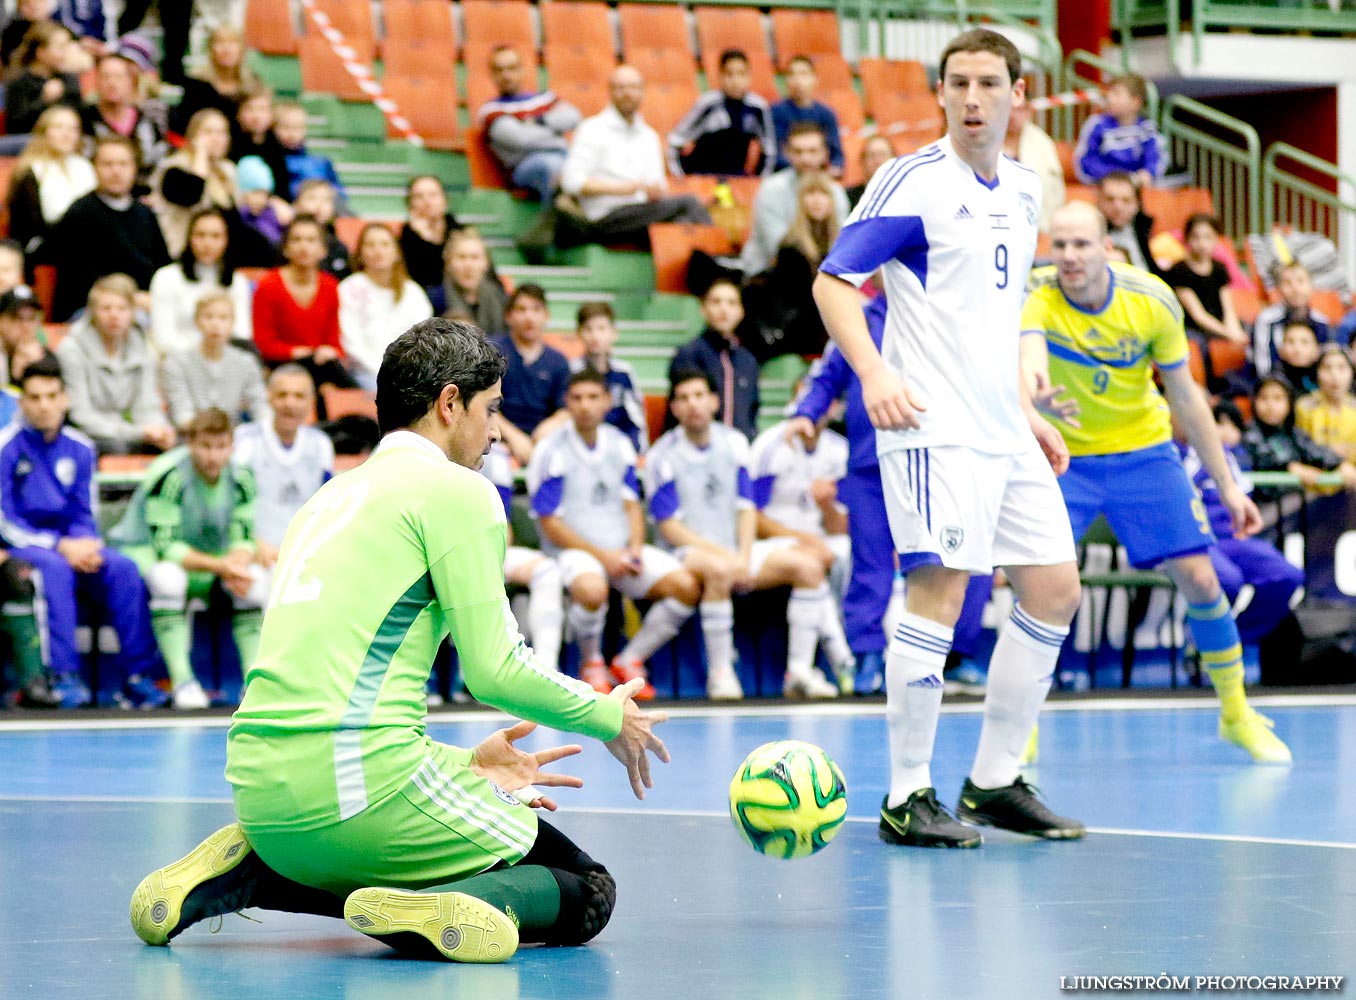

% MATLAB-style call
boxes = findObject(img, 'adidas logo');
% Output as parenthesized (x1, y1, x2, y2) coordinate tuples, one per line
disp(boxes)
(907, 675, 943, 689)
(955, 205, 974, 220)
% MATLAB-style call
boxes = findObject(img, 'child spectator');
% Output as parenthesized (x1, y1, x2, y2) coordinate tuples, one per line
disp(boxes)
(6, 105, 94, 261)
(436, 226, 506, 331)
(0, 284, 53, 388)
(490, 283, 570, 462)
(771, 56, 843, 174)
(1074, 73, 1165, 186)
(273, 100, 346, 205)
(1243, 375, 1356, 492)
(572, 301, 646, 451)
(338, 223, 432, 391)
(669, 277, 760, 439)
(149, 207, 253, 355)
(55, 273, 175, 454)
(150, 107, 237, 257)
(292, 179, 351, 280)
(1295, 345, 1356, 462)
(1167, 213, 1246, 388)
(4, 21, 82, 134)
(229, 88, 290, 197)
(235, 154, 284, 248)
(162, 291, 269, 429)
(170, 24, 259, 135)
(668, 49, 776, 177)
(1276, 321, 1321, 394)
(400, 175, 463, 290)
(1252, 261, 1334, 377)
(1, 0, 59, 66)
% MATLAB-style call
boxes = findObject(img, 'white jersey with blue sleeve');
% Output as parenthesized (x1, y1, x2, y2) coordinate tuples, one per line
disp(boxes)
(749, 423, 848, 536)
(819, 135, 1042, 457)
(646, 424, 753, 551)
(232, 422, 334, 547)
(526, 422, 639, 556)
(479, 441, 517, 519)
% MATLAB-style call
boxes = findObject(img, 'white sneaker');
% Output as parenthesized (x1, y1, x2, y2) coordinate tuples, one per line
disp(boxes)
(172, 679, 210, 710)
(707, 669, 744, 701)
(783, 668, 839, 700)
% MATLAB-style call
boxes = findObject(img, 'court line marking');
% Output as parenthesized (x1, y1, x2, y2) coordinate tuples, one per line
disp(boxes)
(2, 692, 1354, 733)
(4, 795, 1355, 852)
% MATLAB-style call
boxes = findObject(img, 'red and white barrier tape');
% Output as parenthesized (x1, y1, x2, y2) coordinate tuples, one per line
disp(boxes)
(297, 0, 423, 146)
(1026, 88, 1104, 112)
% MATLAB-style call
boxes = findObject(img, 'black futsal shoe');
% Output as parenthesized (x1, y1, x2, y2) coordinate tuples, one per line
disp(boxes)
(956, 777, 1086, 840)
(878, 788, 983, 848)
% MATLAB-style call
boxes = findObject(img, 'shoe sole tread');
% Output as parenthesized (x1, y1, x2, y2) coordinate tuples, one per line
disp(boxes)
(129, 824, 252, 946)
(344, 888, 518, 963)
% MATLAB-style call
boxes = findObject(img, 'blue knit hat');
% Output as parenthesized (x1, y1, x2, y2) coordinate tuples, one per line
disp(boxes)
(235, 156, 275, 194)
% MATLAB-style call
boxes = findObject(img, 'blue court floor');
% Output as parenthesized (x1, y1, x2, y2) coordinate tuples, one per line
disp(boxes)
(2, 696, 1355, 999)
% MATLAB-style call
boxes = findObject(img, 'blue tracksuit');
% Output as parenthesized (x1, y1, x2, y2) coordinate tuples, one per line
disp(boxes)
(0, 422, 158, 679)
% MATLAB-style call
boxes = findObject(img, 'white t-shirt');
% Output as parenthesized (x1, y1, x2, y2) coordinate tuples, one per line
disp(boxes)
(338, 273, 434, 378)
(748, 422, 848, 536)
(820, 135, 1042, 457)
(526, 423, 640, 555)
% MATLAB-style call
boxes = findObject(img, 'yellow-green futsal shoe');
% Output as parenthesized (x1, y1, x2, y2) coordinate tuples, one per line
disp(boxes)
(344, 887, 520, 963)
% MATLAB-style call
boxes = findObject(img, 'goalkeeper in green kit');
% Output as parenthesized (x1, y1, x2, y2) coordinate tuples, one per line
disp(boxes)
(130, 319, 670, 963)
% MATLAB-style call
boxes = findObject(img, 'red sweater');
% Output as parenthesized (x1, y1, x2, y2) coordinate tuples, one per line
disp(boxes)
(252, 269, 343, 365)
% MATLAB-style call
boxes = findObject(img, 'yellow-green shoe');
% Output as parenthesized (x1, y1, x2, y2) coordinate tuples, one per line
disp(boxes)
(130, 824, 254, 946)
(344, 888, 519, 963)
(1220, 709, 1293, 765)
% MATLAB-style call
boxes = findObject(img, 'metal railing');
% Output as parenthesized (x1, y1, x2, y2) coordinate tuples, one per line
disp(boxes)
(1262, 142, 1356, 282)
(1160, 94, 1261, 243)
(843, 0, 1059, 66)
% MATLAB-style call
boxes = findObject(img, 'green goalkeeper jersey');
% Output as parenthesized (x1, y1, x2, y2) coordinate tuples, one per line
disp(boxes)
(226, 431, 623, 831)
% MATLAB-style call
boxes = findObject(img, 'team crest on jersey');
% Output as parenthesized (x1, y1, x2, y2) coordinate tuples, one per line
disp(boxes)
(1018, 192, 1038, 227)
(54, 457, 77, 487)
(704, 474, 722, 502)
(940, 526, 964, 553)
(488, 781, 519, 806)
(591, 481, 610, 505)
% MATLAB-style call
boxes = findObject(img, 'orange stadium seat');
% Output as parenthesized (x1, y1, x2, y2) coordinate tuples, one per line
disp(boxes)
(1065, 184, 1096, 206)
(874, 93, 943, 154)
(543, 332, 586, 359)
(820, 86, 864, 133)
(666, 174, 719, 202)
(321, 386, 378, 420)
(464, 43, 539, 111)
(552, 77, 609, 117)
(313, 0, 376, 49)
(1055, 140, 1077, 184)
(1187, 339, 1206, 386)
(300, 33, 373, 102)
(1143, 186, 1214, 237)
(32, 264, 56, 318)
(693, 6, 765, 62)
(800, 52, 853, 91)
(619, 4, 688, 57)
(1230, 285, 1262, 326)
(642, 80, 699, 137)
(384, 37, 456, 82)
(244, 0, 298, 55)
(544, 43, 604, 85)
(644, 394, 668, 444)
(699, 48, 777, 103)
(383, 0, 457, 48)
(650, 222, 732, 293)
(859, 58, 929, 119)
(461, 0, 535, 51)
(1312, 288, 1348, 321)
(465, 123, 514, 189)
(770, 9, 842, 69)
(1208, 339, 1247, 380)
(629, 46, 698, 89)
(540, 2, 614, 54)
(388, 76, 462, 149)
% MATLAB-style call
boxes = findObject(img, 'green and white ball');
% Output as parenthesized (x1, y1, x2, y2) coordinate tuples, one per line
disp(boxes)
(728, 740, 848, 860)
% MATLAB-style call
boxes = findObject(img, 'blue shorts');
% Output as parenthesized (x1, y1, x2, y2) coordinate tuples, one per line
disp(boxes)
(1060, 443, 1213, 569)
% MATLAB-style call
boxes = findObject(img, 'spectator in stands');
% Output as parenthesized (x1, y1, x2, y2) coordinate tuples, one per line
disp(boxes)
(0, 284, 52, 387)
(559, 64, 711, 247)
(845, 134, 895, 210)
(1074, 73, 1164, 186)
(116, 0, 189, 84)
(771, 56, 844, 175)
(490, 283, 570, 463)
(477, 45, 581, 203)
(273, 101, 347, 207)
(149, 207, 252, 356)
(668, 276, 759, 439)
(4, 21, 82, 135)
(6, 105, 95, 261)
(436, 227, 507, 331)
(1243, 374, 1356, 491)
(1253, 261, 1334, 378)
(291, 179, 351, 280)
(338, 222, 433, 391)
(229, 88, 290, 198)
(1003, 101, 1064, 232)
(399, 175, 462, 291)
(0, 354, 169, 708)
(80, 49, 169, 186)
(1, 0, 59, 66)
(740, 122, 848, 277)
(162, 291, 268, 429)
(742, 173, 838, 361)
(572, 301, 646, 451)
(234, 154, 285, 252)
(0, 241, 24, 295)
(1167, 214, 1247, 386)
(251, 215, 352, 396)
(1276, 320, 1320, 394)
(529, 366, 701, 698)
(48, 134, 170, 320)
(1296, 344, 1356, 461)
(170, 24, 259, 135)
(1096, 171, 1161, 277)
(109, 407, 271, 708)
(150, 107, 237, 257)
(669, 49, 776, 178)
(232, 364, 334, 556)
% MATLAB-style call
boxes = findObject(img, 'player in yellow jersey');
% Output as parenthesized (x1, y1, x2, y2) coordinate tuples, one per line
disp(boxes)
(1020, 201, 1291, 763)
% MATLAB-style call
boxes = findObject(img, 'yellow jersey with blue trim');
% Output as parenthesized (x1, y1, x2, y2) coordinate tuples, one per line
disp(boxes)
(1021, 261, 1188, 457)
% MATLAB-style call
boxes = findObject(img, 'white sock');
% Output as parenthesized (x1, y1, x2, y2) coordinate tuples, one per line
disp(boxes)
(527, 560, 563, 671)
(882, 573, 905, 638)
(817, 590, 854, 669)
(700, 599, 735, 677)
(970, 605, 1067, 789)
(619, 597, 693, 665)
(787, 585, 828, 675)
(886, 611, 953, 808)
(567, 601, 606, 663)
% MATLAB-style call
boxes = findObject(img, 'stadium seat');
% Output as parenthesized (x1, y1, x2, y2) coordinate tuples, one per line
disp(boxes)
(839, 130, 865, 188)
(644, 394, 668, 444)
(387, 76, 462, 149)
(383, 37, 457, 82)
(464, 122, 514, 190)
(551, 77, 609, 118)
(244, 0, 298, 55)
(800, 52, 853, 91)
(32, 264, 55, 318)
(461, 0, 535, 51)
(628, 46, 699, 90)
(1187, 339, 1206, 386)
(1230, 284, 1262, 326)
(650, 222, 732, 293)
(299, 33, 373, 102)
(1055, 140, 1077, 184)
(464, 43, 539, 113)
(313, 0, 375, 48)
(544, 43, 604, 86)
(693, 6, 765, 63)
(1312, 288, 1347, 321)
(666, 174, 719, 203)
(540, 2, 614, 54)
(859, 59, 929, 118)
(383, 0, 457, 49)
(543, 332, 585, 359)
(769, 9, 842, 69)
(619, 3, 687, 57)
(1143, 186, 1214, 237)
(874, 94, 943, 154)
(819, 86, 864, 133)
(1208, 338, 1248, 380)
(642, 80, 700, 136)
(321, 386, 378, 420)
(699, 48, 777, 103)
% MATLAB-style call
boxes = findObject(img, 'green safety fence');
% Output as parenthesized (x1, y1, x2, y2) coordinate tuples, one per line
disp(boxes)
(1262, 142, 1356, 278)
(1160, 93, 1261, 243)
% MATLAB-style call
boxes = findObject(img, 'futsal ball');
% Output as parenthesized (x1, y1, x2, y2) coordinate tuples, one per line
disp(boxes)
(728, 740, 848, 860)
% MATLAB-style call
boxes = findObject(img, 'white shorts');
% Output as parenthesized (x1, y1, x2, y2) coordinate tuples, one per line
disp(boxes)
(503, 546, 546, 581)
(748, 536, 798, 579)
(557, 545, 684, 600)
(880, 442, 1076, 574)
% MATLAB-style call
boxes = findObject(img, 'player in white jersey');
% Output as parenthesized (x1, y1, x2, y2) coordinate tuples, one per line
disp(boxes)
(232, 365, 335, 555)
(528, 369, 699, 700)
(812, 29, 1084, 847)
(647, 371, 841, 700)
(480, 441, 565, 673)
(749, 417, 855, 686)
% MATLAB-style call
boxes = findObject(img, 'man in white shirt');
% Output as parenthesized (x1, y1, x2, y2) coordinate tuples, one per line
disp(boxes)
(559, 65, 710, 246)
(739, 123, 850, 275)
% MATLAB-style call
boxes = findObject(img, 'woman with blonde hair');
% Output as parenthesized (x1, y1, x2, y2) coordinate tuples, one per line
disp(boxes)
(4, 21, 81, 134)
(6, 104, 96, 257)
(438, 226, 508, 333)
(171, 24, 262, 134)
(151, 107, 238, 256)
(339, 222, 433, 389)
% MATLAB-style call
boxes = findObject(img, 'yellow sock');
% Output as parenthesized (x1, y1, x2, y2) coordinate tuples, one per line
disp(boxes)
(1206, 662, 1248, 722)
